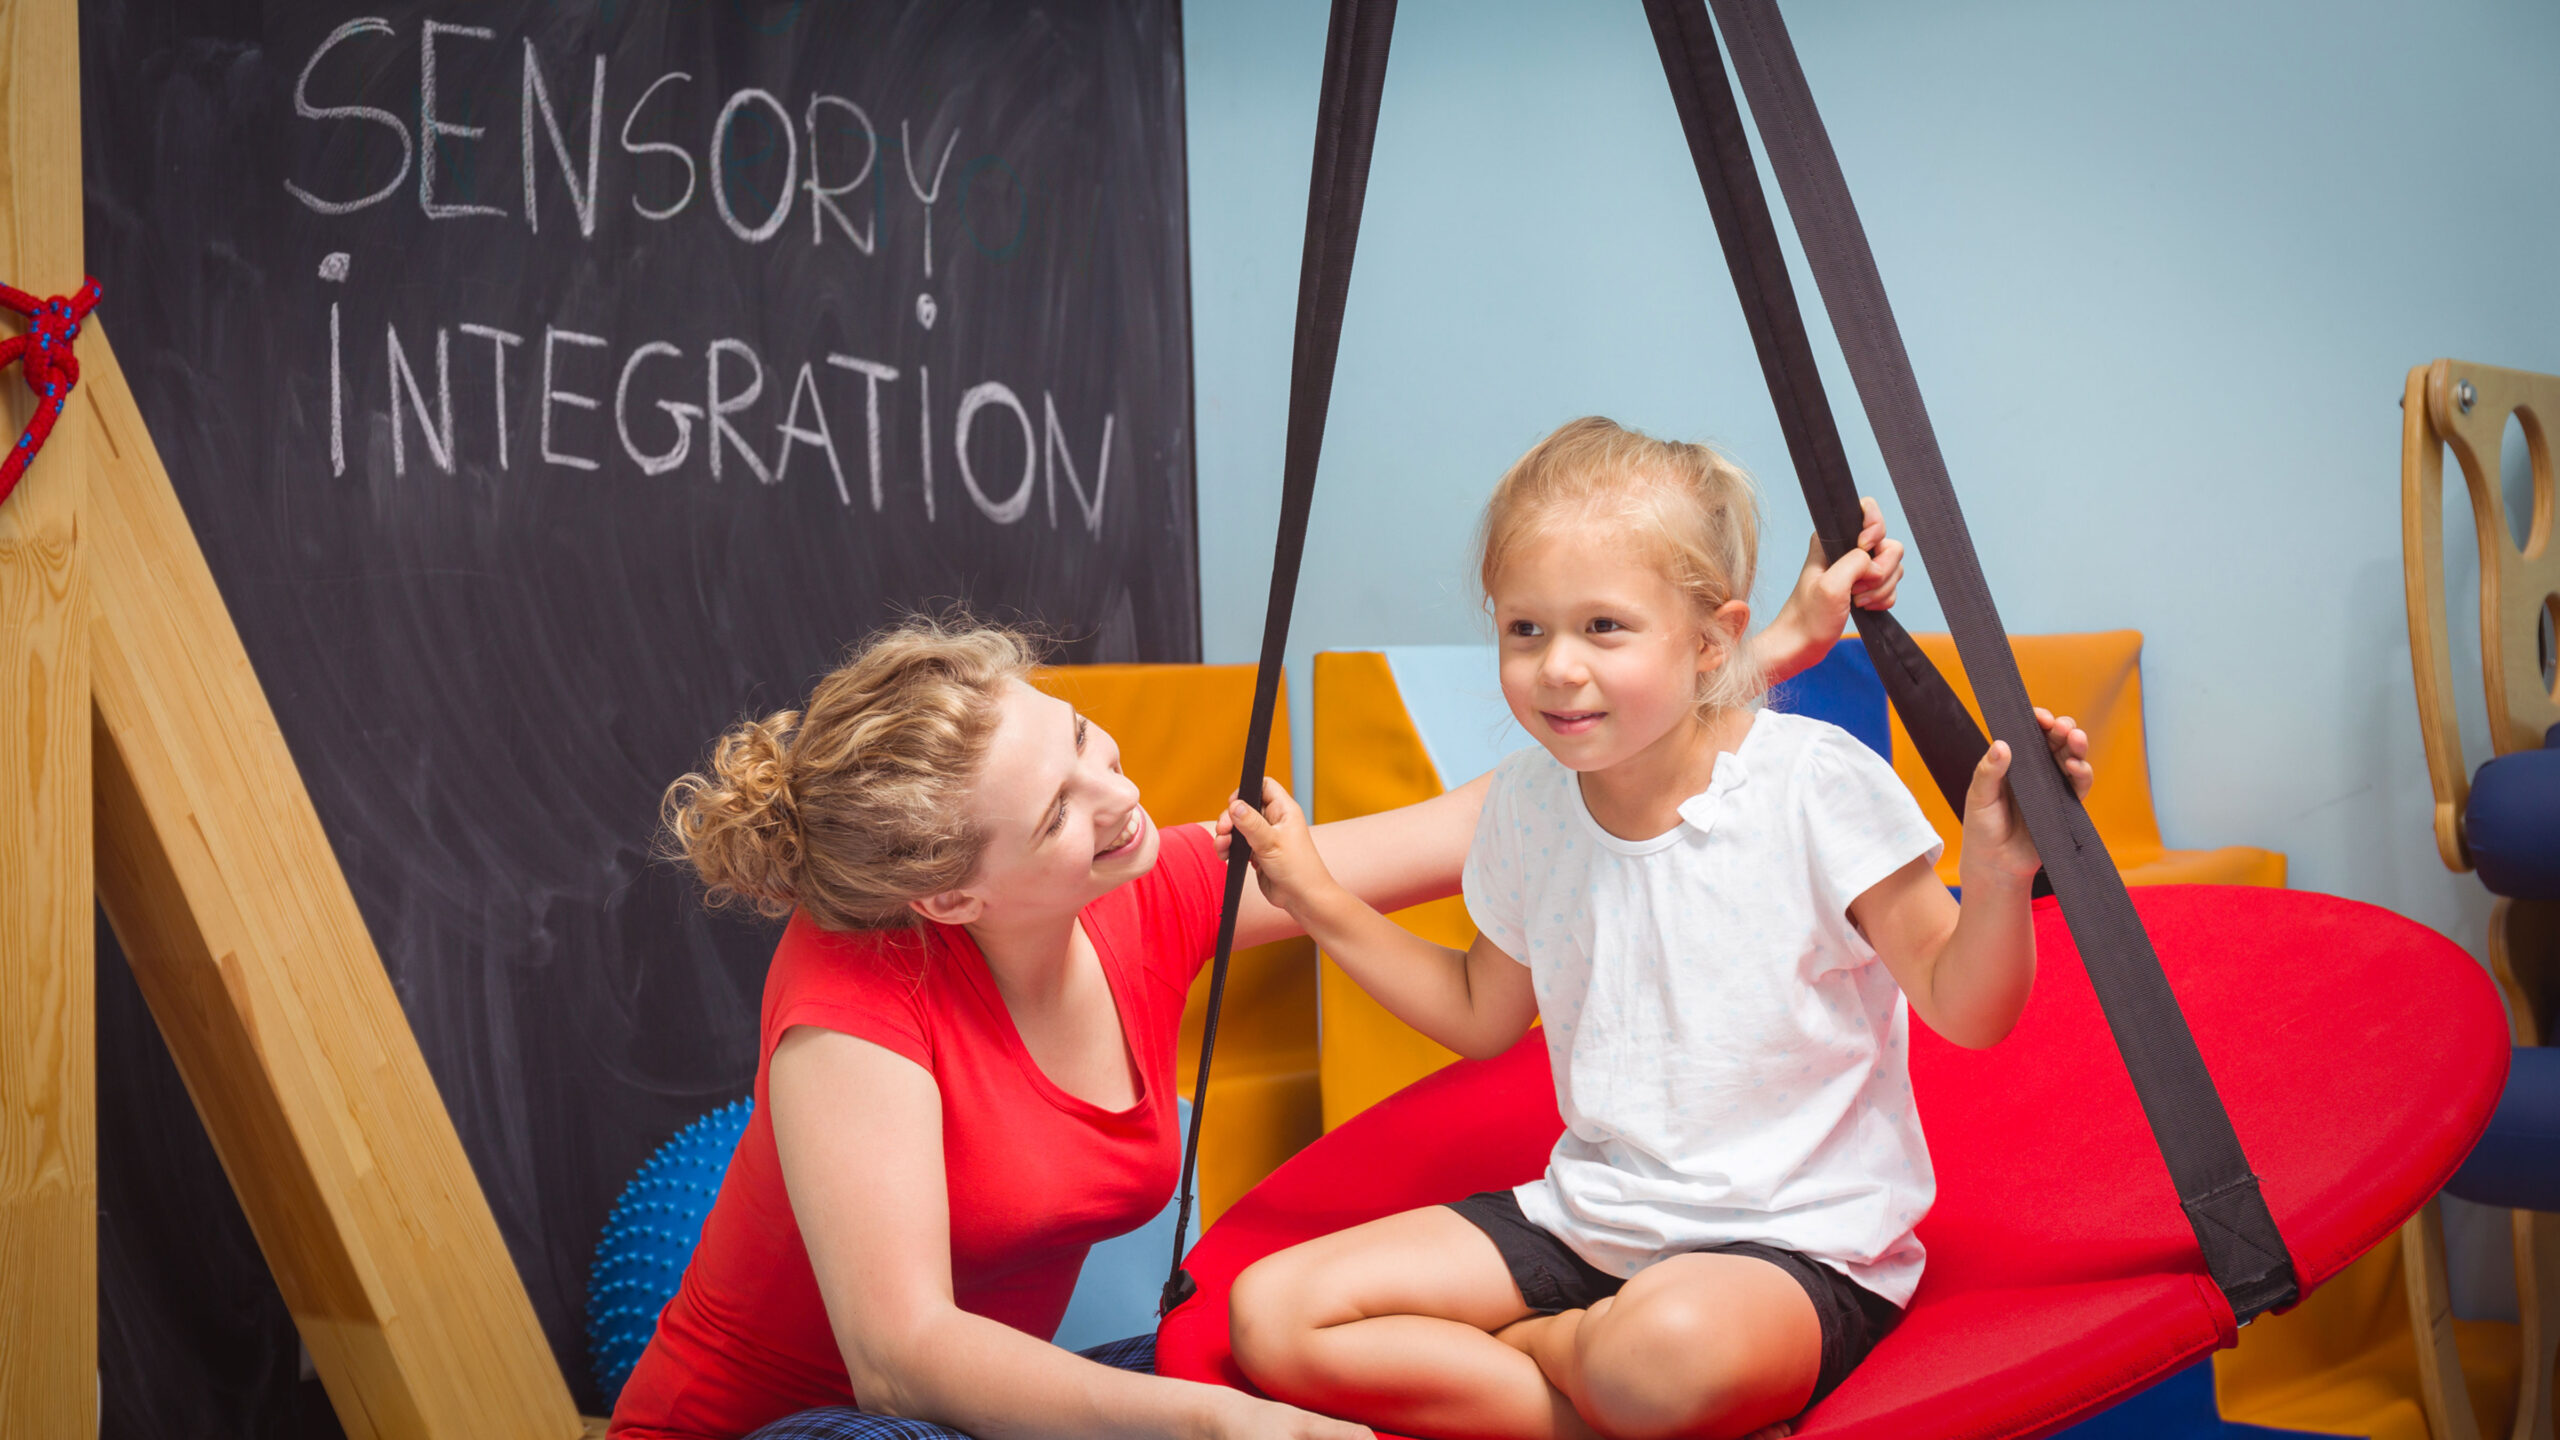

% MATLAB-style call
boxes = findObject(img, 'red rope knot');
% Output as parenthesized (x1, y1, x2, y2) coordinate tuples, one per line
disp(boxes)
(0, 275, 104, 509)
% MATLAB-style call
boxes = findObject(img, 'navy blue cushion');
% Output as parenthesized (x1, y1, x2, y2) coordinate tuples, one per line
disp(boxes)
(2051, 1358, 2321, 1438)
(1767, 637, 1891, 760)
(2446, 1046, 2560, 1212)
(743, 1336, 1155, 1439)
(2466, 744, 2560, 901)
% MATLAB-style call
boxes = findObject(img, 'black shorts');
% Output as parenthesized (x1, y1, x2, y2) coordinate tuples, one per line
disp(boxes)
(1447, 1189, 1901, 1408)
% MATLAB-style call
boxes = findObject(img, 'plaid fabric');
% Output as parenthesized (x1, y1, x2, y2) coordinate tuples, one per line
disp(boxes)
(1073, 1334, 1157, 1374)
(742, 1335, 1157, 1440)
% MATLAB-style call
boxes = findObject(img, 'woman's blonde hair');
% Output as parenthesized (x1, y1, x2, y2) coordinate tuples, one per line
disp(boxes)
(1476, 415, 1765, 713)
(661, 615, 1041, 932)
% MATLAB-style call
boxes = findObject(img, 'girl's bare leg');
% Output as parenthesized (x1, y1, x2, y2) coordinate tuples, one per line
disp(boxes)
(1230, 1206, 1594, 1440)
(1497, 1253, 1819, 1440)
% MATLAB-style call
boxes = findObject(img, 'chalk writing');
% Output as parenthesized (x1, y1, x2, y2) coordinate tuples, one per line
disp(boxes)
(287, 15, 1123, 533)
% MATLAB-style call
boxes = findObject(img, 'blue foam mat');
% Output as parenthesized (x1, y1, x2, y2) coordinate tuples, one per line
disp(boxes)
(2051, 1361, 2352, 1440)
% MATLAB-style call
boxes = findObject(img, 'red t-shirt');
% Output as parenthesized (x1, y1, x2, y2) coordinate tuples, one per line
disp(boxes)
(610, 823, 1223, 1439)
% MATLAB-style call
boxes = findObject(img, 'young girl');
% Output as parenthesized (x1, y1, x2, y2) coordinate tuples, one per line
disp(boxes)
(1223, 417, 2091, 1440)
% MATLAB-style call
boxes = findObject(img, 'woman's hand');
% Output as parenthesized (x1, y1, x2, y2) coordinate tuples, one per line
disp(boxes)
(1205, 1386, 1376, 1440)
(1222, 778, 1346, 925)
(1959, 708, 2093, 887)
(1752, 497, 1906, 685)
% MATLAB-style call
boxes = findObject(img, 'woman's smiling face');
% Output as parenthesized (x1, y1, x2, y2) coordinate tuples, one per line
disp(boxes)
(924, 679, 1159, 928)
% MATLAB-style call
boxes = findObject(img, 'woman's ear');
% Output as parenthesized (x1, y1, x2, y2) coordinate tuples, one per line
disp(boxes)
(910, 889, 984, 926)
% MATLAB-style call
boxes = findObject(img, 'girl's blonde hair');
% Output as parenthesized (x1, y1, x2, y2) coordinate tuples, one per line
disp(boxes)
(1477, 415, 1766, 713)
(661, 615, 1041, 932)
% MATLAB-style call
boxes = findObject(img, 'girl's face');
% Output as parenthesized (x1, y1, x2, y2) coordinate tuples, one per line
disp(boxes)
(1491, 521, 1747, 774)
(921, 679, 1159, 930)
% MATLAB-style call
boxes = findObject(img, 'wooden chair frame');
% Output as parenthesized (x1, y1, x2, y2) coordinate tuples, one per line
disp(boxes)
(2399, 358, 2560, 1440)
(2400, 359, 2560, 872)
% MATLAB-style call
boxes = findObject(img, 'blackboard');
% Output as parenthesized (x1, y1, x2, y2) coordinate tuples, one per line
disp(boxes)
(81, 0, 1198, 1420)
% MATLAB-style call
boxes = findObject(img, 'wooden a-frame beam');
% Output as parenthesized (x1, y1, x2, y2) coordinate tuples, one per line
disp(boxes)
(0, 4, 602, 1428)
(86, 326, 584, 1438)
(0, 0, 93, 1432)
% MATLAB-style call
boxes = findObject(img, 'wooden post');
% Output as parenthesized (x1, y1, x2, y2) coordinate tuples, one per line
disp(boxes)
(84, 328, 584, 1438)
(2401, 363, 2560, 1440)
(0, 1, 92, 1434)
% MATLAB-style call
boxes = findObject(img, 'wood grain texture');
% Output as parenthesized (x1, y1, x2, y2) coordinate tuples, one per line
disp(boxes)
(2404, 364, 2476, 872)
(0, 0, 92, 1434)
(2424, 361, 2560, 758)
(2489, 899, 2560, 1440)
(97, 907, 349, 1440)
(2404, 1198, 2488, 1440)
(2405, 358, 2560, 873)
(85, 325, 579, 1439)
(2403, 360, 2560, 1440)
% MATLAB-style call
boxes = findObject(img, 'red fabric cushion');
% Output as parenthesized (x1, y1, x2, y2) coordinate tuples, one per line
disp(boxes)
(1157, 886, 2509, 1440)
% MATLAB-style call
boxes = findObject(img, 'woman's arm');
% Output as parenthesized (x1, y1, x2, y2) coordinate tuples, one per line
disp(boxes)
(771, 1028, 1370, 1440)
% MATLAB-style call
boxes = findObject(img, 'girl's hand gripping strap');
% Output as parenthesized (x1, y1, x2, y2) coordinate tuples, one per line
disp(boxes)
(1161, 0, 1398, 1318)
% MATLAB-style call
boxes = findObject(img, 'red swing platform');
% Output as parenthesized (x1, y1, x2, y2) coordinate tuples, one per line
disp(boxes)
(1158, 886, 2509, 1439)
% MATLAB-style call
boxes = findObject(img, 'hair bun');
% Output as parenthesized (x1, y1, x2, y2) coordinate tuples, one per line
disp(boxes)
(662, 614, 1041, 932)
(662, 709, 806, 920)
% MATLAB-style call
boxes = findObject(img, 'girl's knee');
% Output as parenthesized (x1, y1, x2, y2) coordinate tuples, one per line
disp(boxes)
(1581, 1288, 1715, 1368)
(1578, 1368, 1747, 1440)
(1575, 1295, 1800, 1440)
(1228, 1250, 1331, 1395)
(1577, 1309, 1710, 1435)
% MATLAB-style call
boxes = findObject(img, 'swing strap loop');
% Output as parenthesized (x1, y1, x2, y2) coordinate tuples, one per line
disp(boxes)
(1638, 1, 1990, 827)
(1162, 0, 1398, 1318)
(1653, 0, 2298, 1320)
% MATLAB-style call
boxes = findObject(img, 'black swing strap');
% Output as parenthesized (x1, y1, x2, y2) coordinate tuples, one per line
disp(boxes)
(1638, 0, 1989, 825)
(1667, 0, 2299, 1320)
(1162, 0, 1397, 1317)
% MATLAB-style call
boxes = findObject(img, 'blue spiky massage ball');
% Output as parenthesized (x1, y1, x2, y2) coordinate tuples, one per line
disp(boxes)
(587, 1098, 753, 1404)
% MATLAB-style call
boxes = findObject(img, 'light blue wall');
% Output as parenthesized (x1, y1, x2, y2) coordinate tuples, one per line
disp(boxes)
(1184, 0, 2560, 964)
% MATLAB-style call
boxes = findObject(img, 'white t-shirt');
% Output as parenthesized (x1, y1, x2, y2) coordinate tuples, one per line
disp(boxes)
(1460, 709, 1945, 1306)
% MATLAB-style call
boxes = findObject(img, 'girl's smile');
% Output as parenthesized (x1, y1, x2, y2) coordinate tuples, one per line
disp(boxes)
(1490, 519, 1753, 840)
